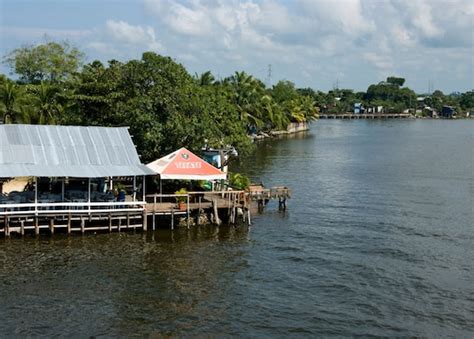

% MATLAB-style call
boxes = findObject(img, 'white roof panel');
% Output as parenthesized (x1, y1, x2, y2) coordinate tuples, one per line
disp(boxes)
(0, 124, 154, 178)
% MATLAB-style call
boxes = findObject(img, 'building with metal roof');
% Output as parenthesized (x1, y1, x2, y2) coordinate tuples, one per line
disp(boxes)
(0, 124, 154, 178)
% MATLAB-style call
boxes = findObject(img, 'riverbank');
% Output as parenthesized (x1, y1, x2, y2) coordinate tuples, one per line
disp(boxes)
(251, 121, 311, 141)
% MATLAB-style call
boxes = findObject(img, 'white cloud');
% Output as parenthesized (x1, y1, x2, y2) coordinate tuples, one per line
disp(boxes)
(363, 52, 393, 72)
(140, 0, 473, 92)
(83, 20, 163, 61)
(6, 1, 469, 92)
(104, 20, 162, 51)
(299, 0, 375, 36)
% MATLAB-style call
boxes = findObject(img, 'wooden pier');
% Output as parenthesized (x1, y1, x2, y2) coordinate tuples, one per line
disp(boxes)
(0, 187, 291, 236)
(319, 113, 412, 119)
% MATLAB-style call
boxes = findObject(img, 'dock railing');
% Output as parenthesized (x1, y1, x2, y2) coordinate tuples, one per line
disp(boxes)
(0, 201, 146, 217)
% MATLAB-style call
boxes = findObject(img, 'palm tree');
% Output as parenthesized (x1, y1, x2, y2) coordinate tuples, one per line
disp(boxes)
(284, 96, 319, 123)
(299, 96, 319, 121)
(29, 82, 62, 124)
(227, 71, 265, 129)
(260, 94, 289, 130)
(196, 71, 215, 86)
(0, 80, 25, 123)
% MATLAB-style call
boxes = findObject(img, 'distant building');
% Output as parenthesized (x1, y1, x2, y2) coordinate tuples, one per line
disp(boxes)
(441, 106, 456, 118)
(417, 96, 429, 110)
(353, 103, 363, 114)
(423, 107, 437, 118)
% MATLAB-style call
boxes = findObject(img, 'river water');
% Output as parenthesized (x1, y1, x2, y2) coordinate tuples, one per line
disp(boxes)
(1, 120, 473, 337)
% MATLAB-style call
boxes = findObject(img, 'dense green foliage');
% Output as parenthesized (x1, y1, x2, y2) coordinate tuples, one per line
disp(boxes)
(229, 172, 251, 190)
(1, 44, 319, 162)
(1, 42, 473, 164)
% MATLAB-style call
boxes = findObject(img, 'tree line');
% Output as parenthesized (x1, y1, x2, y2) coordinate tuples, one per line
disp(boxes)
(1, 41, 473, 161)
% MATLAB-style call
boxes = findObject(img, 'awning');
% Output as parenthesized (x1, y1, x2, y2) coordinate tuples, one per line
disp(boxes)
(146, 147, 226, 180)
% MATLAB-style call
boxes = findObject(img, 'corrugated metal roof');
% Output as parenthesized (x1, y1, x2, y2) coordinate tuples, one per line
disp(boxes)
(0, 124, 155, 178)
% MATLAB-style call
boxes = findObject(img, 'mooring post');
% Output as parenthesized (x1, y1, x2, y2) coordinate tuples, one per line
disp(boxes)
(108, 213, 112, 232)
(81, 217, 85, 234)
(20, 220, 25, 236)
(49, 219, 54, 235)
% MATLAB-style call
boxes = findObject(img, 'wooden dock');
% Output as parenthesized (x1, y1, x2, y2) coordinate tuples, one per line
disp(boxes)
(0, 187, 291, 236)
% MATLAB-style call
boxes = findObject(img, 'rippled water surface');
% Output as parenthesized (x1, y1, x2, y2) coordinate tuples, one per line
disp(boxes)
(1, 120, 473, 337)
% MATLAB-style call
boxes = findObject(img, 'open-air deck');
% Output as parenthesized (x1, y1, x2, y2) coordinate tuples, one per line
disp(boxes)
(0, 124, 291, 236)
(0, 124, 153, 236)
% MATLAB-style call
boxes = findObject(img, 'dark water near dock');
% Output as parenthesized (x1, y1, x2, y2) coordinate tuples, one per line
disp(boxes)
(1, 120, 473, 337)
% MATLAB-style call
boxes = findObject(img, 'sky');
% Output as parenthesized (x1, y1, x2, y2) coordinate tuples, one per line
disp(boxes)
(0, 0, 473, 93)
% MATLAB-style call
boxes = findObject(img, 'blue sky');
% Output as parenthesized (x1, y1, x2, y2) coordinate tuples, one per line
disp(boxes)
(1, 0, 473, 93)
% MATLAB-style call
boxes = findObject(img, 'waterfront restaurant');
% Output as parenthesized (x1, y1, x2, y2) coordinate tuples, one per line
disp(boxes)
(0, 124, 154, 236)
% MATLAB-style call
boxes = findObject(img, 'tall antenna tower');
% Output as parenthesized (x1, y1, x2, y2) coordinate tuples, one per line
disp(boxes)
(266, 64, 272, 87)
(428, 79, 434, 95)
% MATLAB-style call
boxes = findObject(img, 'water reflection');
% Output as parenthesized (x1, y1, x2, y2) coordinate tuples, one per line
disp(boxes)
(0, 225, 252, 336)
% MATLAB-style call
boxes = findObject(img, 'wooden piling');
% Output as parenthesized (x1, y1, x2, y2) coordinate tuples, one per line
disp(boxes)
(35, 217, 39, 236)
(143, 210, 147, 231)
(171, 210, 174, 230)
(67, 213, 72, 234)
(212, 199, 221, 225)
(186, 195, 190, 229)
(5, 216, 9, 237)
(197, 196, 201, 226)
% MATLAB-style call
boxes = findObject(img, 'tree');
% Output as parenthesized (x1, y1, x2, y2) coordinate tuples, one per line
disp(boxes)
(28, 82, 62, 124)
(459, 91, 474, 112)
(4, 41, 85, 84)
(272, 80, 298, 103)
(195, 71, 215, 86)
(386, 76, 405, 87)
(0, 80, 28, 123)
(226, 71, 265, 129)
(64, 53, 254, 162)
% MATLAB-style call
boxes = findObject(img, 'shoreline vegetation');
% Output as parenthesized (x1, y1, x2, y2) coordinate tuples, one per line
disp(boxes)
(1, 41, 473, 160)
